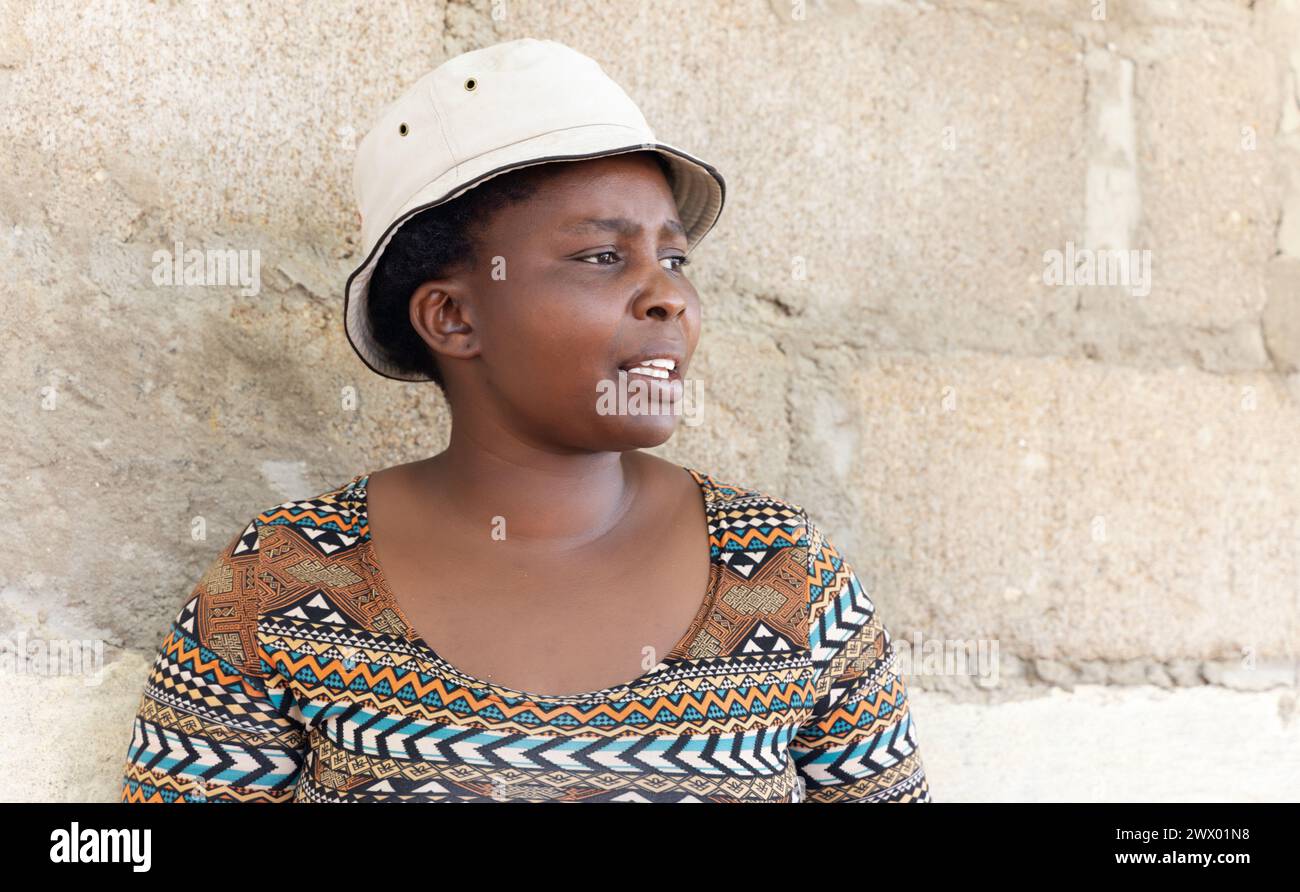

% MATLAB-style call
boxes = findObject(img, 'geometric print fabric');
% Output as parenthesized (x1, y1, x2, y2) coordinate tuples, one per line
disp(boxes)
(120, 466, 931, 803)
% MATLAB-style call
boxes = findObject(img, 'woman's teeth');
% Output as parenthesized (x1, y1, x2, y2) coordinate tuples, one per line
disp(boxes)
(624, 358, 676, 379)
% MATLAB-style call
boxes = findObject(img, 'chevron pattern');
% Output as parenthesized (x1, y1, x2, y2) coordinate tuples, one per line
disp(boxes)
(120, 467, 931, 803)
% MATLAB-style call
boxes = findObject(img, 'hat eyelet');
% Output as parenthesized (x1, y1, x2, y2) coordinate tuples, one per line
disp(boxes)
(464, 77, 477, 91)
(398, 122, 410, 137)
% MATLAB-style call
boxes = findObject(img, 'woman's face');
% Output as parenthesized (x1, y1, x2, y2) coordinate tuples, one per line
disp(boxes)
(419, 152, 701, 452)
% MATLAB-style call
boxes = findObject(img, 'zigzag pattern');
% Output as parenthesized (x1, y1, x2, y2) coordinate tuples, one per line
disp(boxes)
(119, 466, 932, 803)
(805, 525, 881, 709)
(795, 750, 931, 803)
(148, 620, 288, 728)
(793, 705, 921, 776)
(310, 708, 797, 775)
(791, 517, 930, 801)
(122, 763, 296, 803)
(125, 717, 303, 790)
(292, 730, 804, 802)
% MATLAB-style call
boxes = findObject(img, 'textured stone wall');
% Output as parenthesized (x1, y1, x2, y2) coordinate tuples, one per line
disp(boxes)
(2, 0, 1297, 801)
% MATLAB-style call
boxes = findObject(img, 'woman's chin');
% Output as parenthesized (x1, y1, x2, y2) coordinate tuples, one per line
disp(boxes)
(588, 373, 687, 447)
(600, 414, 679, 449)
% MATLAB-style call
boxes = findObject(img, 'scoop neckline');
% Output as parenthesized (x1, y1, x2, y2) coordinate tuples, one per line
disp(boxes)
(349, 464, 722, 705)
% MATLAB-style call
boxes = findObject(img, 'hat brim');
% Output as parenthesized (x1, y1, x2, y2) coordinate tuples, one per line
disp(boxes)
(343, 124, 726, 383)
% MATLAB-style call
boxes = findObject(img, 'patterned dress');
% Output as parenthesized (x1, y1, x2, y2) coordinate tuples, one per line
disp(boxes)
(120, 466, 931, 803)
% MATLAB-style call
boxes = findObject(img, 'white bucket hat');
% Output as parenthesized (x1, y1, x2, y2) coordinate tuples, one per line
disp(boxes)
(344, 37, 727, 381)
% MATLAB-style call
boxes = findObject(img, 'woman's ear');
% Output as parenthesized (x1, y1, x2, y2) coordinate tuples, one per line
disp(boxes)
(409, 279, 480, 362)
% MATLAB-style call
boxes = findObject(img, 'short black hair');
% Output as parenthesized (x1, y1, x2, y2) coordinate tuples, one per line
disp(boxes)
(365, 151, 676, 391)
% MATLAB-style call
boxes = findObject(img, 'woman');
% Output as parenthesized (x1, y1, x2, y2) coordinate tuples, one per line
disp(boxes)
(119, 38, 931, 803)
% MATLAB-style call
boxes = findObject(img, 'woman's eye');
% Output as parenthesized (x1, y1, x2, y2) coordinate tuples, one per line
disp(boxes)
(577, 252, 690, 271)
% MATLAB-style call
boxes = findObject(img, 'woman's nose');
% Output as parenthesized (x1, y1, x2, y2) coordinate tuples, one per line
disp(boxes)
(633, 261, 689, 320)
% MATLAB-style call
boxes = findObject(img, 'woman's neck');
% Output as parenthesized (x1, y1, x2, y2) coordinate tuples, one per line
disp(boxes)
(392, 437, 650, 551)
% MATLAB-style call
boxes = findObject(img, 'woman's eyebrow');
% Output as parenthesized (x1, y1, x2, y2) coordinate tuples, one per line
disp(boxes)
(561, 217, 687, 239)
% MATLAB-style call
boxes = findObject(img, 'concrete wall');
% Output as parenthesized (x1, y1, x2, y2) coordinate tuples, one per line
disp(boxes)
(1, 0, 1297, 801)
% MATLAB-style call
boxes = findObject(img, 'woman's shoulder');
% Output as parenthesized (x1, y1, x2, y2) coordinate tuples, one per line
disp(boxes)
(166, 473, 374, 682)
(685, 465, 814, 563)
(236, 472, 374, 559)
(687, 465, 809, 524)
(691, 469, 850, 558)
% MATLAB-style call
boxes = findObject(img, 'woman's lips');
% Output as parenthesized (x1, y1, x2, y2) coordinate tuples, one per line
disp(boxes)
(618, 357, 681, 382)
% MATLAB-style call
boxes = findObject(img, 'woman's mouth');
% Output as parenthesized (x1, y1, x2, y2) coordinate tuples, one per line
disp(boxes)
(618, 357, 681, 382)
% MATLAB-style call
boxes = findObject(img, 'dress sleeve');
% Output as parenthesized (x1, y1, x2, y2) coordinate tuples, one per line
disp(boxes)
(790, 514, 932, 802)
(119, 517, 307, 802)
